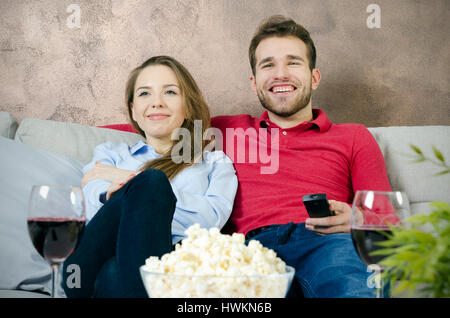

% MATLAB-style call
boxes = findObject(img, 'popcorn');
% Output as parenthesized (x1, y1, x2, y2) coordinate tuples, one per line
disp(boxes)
(141, 224, 293, 297)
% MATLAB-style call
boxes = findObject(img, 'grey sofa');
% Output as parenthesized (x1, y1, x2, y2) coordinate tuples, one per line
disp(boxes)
(0, 111, 449, 298)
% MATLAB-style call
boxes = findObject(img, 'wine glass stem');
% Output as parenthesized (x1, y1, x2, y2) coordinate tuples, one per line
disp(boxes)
(51, 264, 60, 298)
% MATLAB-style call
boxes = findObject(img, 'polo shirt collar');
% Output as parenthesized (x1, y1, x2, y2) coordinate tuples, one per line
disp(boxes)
(258, 108, 332, 132)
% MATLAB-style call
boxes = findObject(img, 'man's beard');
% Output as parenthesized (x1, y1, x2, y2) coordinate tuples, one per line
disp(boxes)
(257, 84, 312, 118)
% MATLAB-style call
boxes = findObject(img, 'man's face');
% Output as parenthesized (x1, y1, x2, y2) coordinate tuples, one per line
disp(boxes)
(251, 36, 320, 118)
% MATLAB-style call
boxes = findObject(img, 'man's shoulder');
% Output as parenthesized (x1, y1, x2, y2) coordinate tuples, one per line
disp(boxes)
(330, 122, 368, 134)
(329, 122, 375, 144)
(332, 121, 365, 129)
(211, 114, 256, 129)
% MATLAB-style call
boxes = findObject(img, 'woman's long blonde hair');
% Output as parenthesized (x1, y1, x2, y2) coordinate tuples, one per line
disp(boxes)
(125, 56, 211, 180)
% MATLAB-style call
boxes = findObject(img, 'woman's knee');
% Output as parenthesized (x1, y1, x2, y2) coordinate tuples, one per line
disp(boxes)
(138, 168, 167, 181)
(127, 169, 173, 195)
(122, 168, 177, 208)
(132, 169, 169, 188)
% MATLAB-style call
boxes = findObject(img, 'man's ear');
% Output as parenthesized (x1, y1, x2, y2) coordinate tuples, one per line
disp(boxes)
(311, 68, 321, 91)
(250, 75, 257, 95)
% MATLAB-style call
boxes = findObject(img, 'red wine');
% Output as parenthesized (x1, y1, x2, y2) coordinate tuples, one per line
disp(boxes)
(351, 227, 392, 266)
(28, 217, 85, 264)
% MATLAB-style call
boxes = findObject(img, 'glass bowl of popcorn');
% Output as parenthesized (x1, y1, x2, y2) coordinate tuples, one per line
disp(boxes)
(139, 224, 295, 298)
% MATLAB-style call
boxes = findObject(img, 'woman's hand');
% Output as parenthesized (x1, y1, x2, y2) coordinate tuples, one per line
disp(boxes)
(305, 200, 355, 234)
(81, 161, 137, 188)
(105, 172, 139, 200)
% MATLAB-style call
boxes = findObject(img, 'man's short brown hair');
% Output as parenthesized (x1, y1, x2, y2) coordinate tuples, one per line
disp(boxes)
(249, 15, 317, 75)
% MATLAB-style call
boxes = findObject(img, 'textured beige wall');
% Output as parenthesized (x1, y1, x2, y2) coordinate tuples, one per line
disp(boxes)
(0, 0, 448, 127)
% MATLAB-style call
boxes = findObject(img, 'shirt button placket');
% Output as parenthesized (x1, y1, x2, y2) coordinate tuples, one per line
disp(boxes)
(280, 130, 288, 147)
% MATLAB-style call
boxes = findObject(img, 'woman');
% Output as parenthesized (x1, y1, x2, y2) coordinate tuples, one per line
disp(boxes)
(62, 56, 238, 298)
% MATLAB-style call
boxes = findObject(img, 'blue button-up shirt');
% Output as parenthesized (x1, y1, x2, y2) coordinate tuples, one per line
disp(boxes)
(83, 141, 238, 244)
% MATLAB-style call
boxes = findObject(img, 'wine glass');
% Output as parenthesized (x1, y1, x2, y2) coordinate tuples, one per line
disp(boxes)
(27, 185, 86, 297)
(350, 190, 410, 298)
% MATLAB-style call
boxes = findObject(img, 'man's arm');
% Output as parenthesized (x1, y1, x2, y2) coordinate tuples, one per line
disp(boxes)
(306, 125, 391, 234)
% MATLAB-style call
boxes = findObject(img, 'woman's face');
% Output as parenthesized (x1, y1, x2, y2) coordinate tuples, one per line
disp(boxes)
(131, 65, 186, 146)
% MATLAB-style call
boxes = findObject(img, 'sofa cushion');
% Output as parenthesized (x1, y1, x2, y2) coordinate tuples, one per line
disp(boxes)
(15, 118, 144, 164)
(0, 289, 51, 298)
(368, 126, 450, 209)
(0, 112, 18, 139)
(0, 136, 83, 295)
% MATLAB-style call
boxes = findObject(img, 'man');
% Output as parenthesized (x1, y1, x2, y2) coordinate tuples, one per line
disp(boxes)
(211, 15, 392, 297)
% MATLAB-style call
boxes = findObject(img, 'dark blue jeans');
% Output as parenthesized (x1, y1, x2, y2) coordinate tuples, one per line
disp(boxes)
(62, 169, 177, 298)
(246, 222, 381, 298)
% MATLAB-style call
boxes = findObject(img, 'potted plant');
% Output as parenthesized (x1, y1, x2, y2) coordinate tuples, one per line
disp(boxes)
(373, 145, 450, 297)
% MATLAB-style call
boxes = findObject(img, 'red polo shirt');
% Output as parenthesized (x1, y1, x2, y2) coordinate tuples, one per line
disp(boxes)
(211, 108, 392, 235)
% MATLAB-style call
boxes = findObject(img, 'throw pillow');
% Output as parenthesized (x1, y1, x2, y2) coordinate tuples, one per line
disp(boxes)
(0, 136, 83, 295)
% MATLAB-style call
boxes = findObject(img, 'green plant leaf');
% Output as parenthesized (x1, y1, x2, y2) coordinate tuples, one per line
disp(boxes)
(410, 144, 423, 155)
(434, 169, 450, 176)
(370, 248, 397, 256)
(396, 251, 422, 261)
(432, 145, 445, 163)
(373, 239, 399, 247)
(429, 201, 450, 211)
(379, 258, 402, 268)
(393, 280, 415, 295)
(405, 213, 429, 225)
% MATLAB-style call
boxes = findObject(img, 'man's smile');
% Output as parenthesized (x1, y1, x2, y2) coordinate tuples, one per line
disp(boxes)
(268, 84, 298, 95)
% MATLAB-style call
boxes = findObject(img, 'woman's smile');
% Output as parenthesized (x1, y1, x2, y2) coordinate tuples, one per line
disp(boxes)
(147, 113, 170, 120)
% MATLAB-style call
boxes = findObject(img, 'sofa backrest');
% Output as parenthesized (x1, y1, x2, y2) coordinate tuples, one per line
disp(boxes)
(368, 126, 450, 216)
(14, 118, 144, 164)
(2, 112, 449, 216)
